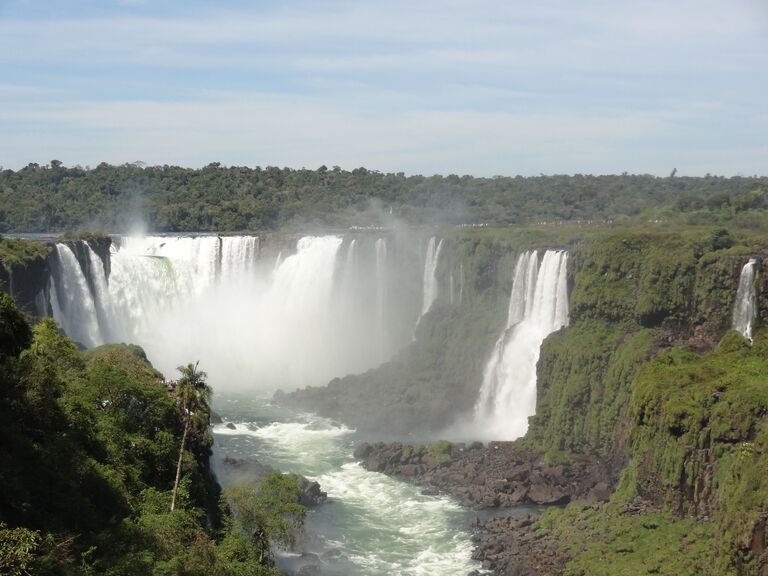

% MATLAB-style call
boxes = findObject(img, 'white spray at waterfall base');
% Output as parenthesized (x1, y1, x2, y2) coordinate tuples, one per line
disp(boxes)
(472, 250, 569, 440)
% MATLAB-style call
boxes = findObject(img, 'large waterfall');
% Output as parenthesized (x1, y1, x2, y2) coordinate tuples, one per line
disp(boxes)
(49, 234, 428, 391)
(733, 258, 758, 341)
(473, 250, 569, 440)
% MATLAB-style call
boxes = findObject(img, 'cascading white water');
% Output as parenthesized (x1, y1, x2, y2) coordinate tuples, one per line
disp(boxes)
(50, 244, 104, 347)
(85, 243, 111, 340)
(375, 237, 388, 338)
(221, 235, 259, 278)
(473, 250, 569, 440)
(50, 234, 419, 390)
(733, 258, 758, 341)
(418, 236, 443, 320)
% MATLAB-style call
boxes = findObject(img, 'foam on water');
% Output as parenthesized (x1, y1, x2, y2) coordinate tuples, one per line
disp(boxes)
(212, 400, 480, 575)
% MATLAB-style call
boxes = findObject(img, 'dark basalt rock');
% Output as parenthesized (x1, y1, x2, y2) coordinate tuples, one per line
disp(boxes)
(355, 440, 612, 509)
(299, 478, 327, 507)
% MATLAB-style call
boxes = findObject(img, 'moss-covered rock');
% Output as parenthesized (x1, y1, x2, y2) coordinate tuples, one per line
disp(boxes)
(525, 320, 655, 468)
(0, 237, 50, 315)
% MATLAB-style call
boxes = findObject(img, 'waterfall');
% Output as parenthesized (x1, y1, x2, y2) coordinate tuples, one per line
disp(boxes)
(473, 250, 569, 440)
(50, 244, 104, 347)
(733, 258, 758, 341)
(85, 243, 112, 340)
(221, 235, 259, 278)
(48, 234, 420, 391)
(419, 237, 443, 320)
(375, 238, 388, 333)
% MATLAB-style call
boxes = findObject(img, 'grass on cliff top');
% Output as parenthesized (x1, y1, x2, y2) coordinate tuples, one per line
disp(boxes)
(539, 503, 716, 576)
(447, 221, 765, 252)
(0, 236, 49, 268)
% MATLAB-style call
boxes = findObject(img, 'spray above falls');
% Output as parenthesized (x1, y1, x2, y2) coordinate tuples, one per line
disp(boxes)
(732, 258, 758, 341)
(473, 250, 569, 440)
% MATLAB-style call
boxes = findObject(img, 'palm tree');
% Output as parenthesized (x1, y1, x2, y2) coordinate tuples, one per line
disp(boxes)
(170, 361, 211, 512)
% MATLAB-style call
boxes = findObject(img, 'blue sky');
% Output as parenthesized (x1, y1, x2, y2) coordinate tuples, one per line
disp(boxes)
(0, 0, 766, 176)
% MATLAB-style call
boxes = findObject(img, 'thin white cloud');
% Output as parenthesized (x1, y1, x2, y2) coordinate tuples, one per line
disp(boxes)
(1, 93, 763, 175)
(0, 0, 765, 174)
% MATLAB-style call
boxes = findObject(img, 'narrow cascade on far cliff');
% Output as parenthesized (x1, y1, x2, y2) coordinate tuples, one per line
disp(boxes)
(473, 250, 569, 440)
(733, 258, 758, 341)
(50, 243, 104, 347)
(418, 236, 443, 323)
(375, 237, 388, 330)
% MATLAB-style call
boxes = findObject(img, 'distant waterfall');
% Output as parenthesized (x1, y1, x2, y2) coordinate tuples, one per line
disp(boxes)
(473, 250, 569, 440)
(419, 237, 443, 320)
(733, 258, 758, 341)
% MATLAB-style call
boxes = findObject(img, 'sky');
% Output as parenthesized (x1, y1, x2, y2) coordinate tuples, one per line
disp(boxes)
(0, 0, 766, 176)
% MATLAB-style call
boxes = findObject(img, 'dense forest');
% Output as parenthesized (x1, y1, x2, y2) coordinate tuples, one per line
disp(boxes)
(1, 162, 766, 232)
(0, 293, 306, 575)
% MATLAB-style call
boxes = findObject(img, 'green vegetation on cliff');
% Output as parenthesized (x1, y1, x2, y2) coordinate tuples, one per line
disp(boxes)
(527, 228, 758, 466)
(539, 504, 716, 576)
(540, 330, 768, 574)
(0, 236, 49, 268)
(0, 293, 303, 575)
(507, 221, 768, 572)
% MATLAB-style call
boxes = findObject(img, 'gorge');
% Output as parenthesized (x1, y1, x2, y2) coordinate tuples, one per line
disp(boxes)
(2, 223, 768, 575)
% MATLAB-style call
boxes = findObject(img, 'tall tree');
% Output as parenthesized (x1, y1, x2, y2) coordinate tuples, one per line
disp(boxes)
(170, 361, 211, 512)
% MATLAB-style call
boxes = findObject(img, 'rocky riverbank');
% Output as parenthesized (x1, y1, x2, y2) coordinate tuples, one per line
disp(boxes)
(354, 440, 614, 575)
(354, 440, 613, 508)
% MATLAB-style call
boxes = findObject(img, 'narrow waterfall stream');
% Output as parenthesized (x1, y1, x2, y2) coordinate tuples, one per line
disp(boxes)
(733, 258, 758, 341)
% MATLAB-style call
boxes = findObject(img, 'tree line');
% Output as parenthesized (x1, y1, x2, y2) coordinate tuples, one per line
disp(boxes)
(0, 162, 766, 232)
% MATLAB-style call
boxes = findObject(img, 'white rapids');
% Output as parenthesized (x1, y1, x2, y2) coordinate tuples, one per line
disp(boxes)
(212, 398, 480, 576)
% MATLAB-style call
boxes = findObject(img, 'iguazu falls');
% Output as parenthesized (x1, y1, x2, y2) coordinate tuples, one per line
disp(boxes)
(3, 205, 768, 575)
(2, 2, 768, 575)
(26, 232, 575, 573)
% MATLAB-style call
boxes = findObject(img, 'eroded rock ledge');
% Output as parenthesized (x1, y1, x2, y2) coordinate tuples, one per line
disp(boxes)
(354, 440, 613, 507)
(355, 440, 614, 575)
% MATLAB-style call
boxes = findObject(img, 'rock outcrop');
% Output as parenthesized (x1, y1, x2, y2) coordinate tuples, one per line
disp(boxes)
(355, 440, 613, 509)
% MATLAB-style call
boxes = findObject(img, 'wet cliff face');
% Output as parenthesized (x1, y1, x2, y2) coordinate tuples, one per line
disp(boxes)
(0, 237, 50, 316)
